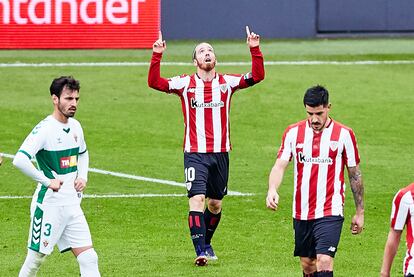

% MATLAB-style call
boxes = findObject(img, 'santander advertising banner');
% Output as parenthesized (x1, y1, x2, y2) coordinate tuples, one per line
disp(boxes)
(0, 0, 159, 48)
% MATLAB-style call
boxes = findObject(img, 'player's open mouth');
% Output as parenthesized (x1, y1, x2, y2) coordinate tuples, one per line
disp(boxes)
(205, 58, 212, 62)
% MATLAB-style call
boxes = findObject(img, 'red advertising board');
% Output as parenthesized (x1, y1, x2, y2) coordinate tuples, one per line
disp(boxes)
(0, 0, 159, 48)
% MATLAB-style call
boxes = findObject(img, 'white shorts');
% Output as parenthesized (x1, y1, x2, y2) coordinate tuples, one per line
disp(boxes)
(27, 203, 93, 255)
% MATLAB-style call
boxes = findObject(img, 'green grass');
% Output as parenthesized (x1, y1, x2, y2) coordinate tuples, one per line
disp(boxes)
(1, 38, 414, 276)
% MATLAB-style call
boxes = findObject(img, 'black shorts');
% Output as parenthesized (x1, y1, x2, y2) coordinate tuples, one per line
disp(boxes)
(183, 152, 229, 200)
(293, 216, 344, 258)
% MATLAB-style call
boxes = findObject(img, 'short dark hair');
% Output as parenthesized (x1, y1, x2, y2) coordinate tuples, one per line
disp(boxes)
(303, 85, 329, 107)
(49, 76, 80, 97)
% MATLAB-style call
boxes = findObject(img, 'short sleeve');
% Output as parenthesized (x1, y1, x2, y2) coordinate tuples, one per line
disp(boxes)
(277, 127, 295, 162)
(343, 128, 360, 167)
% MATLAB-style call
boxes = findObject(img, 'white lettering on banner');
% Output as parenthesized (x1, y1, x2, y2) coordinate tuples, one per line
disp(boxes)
(80, 0, 103, 24)
(0, 0, 146, 24)
(28, 0, 51, 24)
(0, 0, 10, 23)
(13, 0, 28, 24)
(55, 0, 77, 24)
(106, 0, 127, 24)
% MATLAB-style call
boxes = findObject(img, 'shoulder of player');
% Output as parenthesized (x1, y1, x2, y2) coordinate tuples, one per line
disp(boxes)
(394, 185, 414, 205)
(280, 120, 306, 139)
(29, 116, 53, 135)
(168, 74, 190, 81)
(68, 118, 84, 131)
(223, 73, 242, 78)
(286, 119, 307, 131)
(331, 119, 354, 132)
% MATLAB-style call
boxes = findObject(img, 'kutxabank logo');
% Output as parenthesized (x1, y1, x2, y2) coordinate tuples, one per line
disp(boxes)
(191, 98, 224, 109)
(298, 152, 333, 165)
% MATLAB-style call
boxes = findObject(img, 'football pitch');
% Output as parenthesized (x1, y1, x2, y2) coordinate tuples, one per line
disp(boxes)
(1, 38, 414, 276)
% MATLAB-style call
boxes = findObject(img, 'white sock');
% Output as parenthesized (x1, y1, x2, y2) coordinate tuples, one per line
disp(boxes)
(77, 248, 101, 277)
(18, 249, 46, 277)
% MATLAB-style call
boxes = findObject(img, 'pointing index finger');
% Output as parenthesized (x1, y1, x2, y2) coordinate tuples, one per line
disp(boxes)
(245, 26, 251, 36)
(158, 31, 163, 41)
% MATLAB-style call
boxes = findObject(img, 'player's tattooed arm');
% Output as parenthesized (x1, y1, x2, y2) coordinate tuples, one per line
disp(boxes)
(348, 165, 364, 212)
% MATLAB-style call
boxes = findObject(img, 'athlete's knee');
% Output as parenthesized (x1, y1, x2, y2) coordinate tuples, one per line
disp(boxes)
(316, 254, 333, 271)
(77, 248, 101, 277)
(19, 249, 46, 277)
(207, 199, 222, 213)
(189, 194, 205, 211)
(300, 257, 316, 273)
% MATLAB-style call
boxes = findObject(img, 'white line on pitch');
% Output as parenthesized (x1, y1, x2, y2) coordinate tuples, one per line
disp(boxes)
(0, 153, 254, 196)
(1, 60, 414, 68)
(0, 194, 186, 199)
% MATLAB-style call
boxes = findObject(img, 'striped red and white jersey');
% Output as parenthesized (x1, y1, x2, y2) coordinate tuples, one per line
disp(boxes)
(148, 46, 264, 153)
(168, 73, 244, 153)
(277, 119, 360, 220)
(390, 183, 414, 275)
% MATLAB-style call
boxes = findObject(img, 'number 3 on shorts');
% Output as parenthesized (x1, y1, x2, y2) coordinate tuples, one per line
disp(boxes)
(44, 223, 52, 236)
(185, 167, 195, 182)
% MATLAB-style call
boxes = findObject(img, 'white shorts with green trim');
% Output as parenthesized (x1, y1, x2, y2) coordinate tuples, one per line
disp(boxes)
(27, 202, 93, 255)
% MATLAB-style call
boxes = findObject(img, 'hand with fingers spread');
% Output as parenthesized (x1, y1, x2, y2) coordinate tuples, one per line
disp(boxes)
(74, 178, 87, 192)
(153, 31, 166, 54)
(246, 25, 260, 48)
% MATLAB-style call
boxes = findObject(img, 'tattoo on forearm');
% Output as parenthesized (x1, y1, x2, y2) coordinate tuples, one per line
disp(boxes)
(349, 168, 364, 210)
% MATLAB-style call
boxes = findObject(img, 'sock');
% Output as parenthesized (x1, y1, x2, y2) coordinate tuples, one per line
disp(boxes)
(77, 248, 101, 277)
(204, 208, 221, 245)
(188, 211, 206, 256)
(18, 249, 46, 277)
(316, 271, 333, 277)
(303, 271, 316, 277)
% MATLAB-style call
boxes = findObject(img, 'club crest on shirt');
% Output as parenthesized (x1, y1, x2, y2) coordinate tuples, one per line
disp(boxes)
(330, 141, 338, 151)
(220, 84, 227, 93)
(73, 133, 78, 143)
(43, 240, 49, 247)
(186, 182, 192, 191)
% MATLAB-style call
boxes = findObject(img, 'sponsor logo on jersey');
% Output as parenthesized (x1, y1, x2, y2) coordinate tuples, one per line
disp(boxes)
(296, 143, 304, 149)
(190, 98, 224, 109)
(298, 152, 333, 165)
(188, 88, 196, 93)
(60, 155, 77, 168)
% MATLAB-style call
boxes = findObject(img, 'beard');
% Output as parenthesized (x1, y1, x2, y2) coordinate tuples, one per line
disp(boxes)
(58, 102, 76, 118)
(196, 59, 216, 72)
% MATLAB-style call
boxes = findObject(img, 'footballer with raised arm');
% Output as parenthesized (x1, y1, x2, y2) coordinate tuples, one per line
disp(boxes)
(148, 26, 265, 266)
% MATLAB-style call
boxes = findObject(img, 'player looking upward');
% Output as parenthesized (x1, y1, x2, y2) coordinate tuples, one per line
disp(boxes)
(148, 26, 265, 266)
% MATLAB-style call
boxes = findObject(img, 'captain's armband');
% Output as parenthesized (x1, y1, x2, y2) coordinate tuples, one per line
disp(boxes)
(243, 72, 255, 86)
